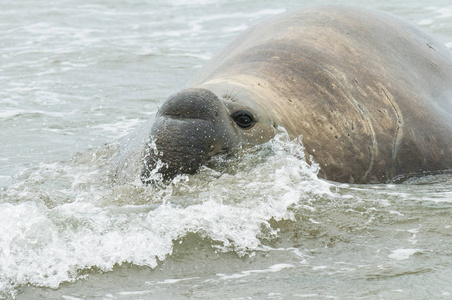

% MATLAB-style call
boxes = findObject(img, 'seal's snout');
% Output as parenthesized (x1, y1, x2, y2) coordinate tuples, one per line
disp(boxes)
(141, 88, 230, 183)
(160, 88, 221, 121)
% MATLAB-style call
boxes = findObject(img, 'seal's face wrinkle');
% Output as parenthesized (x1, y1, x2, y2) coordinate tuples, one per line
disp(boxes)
(198, 79, 281, 149)
(219, 94, 259, 130)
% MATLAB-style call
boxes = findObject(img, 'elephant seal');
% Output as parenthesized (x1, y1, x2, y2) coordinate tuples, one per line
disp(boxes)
(141, 6, 452, 184)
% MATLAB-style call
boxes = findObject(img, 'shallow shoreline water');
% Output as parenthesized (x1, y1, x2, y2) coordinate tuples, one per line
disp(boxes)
(1, 0, 451, 299)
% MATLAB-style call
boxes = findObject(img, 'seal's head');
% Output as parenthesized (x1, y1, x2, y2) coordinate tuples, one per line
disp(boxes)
(141, 86, 277, 182)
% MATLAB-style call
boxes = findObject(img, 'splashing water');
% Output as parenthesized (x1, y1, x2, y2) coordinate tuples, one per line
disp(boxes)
(0, 130, 334, 298)
(1, 0, 451, 298)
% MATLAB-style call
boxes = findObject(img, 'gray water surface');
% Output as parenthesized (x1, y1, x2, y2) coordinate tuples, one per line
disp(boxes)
(1, 0, 451, 299)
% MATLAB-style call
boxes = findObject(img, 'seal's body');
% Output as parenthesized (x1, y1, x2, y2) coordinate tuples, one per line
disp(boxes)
(142, 6, 452, 184)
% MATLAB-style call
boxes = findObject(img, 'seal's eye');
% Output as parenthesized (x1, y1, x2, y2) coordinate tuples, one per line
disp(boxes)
(231, 110, 255, 129)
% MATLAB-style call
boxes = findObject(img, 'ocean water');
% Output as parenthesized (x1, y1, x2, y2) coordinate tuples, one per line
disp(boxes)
(0, 0, 451, 299)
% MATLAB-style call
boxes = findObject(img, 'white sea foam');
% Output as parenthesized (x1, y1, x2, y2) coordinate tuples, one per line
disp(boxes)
(61, 296, 83, 300)
(0, 109, 26, 119)
(0, 131, 331, 296)
(222, 24, 249, 33)
(156, 277, 200, 284)
(434, 6, 452, 18)
(216, 263, 293, 280)
(388, 249, 422, 260)
(0, 109, 74, 119)
(92, 118, 144, 139)
(418, 18, 434, 26)
(116, 290, 154, 296)
(168, 0, 219, 6)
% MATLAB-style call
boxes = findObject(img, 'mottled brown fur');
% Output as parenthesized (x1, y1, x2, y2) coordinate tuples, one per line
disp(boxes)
(189, 6, 452, 183)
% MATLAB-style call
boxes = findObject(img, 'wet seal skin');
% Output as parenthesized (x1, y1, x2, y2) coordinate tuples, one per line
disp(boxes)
(142, 6, 452, 184)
